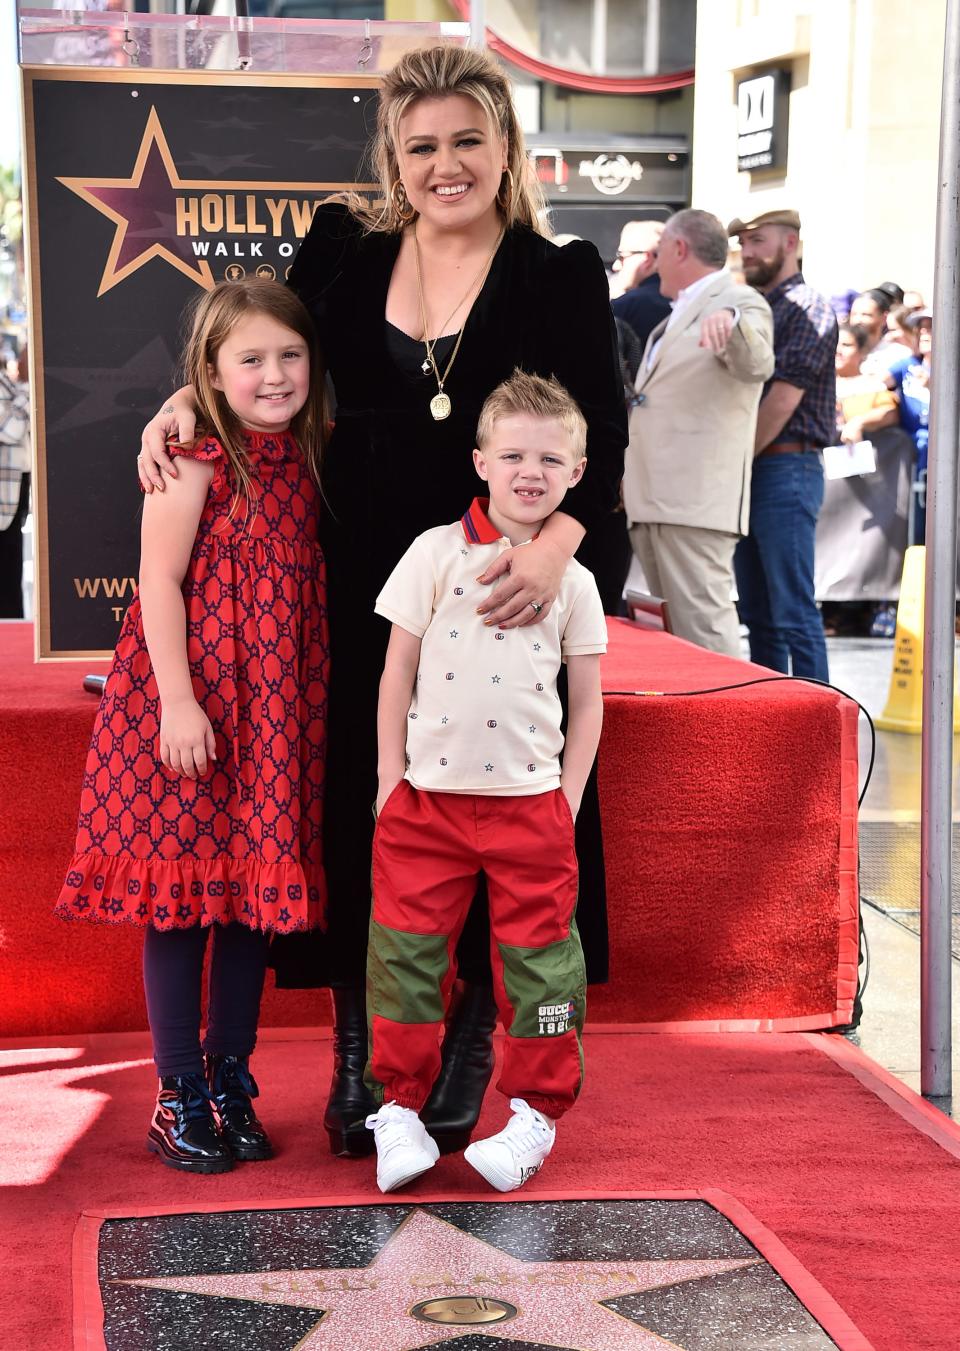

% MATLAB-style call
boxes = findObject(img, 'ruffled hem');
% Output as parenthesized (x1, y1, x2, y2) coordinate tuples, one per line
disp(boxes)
(55, 851, 326, 934)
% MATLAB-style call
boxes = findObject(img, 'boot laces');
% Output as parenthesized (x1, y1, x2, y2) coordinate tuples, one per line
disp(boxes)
(173, 1073, 216, 1123)
(215, 1056, 259, 1102)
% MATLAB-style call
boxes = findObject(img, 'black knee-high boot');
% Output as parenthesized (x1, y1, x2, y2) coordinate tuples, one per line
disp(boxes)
(325, 986, 377, 1157)
(421, 980, 498, 1155)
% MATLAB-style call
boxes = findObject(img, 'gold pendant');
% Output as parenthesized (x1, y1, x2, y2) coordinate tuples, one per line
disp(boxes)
(430, 392, 452, 421)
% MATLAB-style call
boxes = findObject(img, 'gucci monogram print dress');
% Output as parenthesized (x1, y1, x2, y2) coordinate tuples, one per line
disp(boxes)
(55, 430, 329, 934)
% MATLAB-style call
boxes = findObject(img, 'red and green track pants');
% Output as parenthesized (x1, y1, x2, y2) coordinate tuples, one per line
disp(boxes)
(365, 782, 586, 1121)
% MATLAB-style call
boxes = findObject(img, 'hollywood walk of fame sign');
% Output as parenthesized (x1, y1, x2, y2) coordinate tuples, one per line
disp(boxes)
(82, 1197, 846, 1350)
(21, 66, 377, 656)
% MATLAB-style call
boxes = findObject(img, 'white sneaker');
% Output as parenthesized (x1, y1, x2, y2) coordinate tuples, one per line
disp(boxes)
(464, 1098, 555, 1192)
(365, 1102, 439, 1193)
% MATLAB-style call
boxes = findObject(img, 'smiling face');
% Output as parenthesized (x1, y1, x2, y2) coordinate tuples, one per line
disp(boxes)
(395, 93, 507, 234)
(209, 312, 311, 433)
(473, 413, 586, 543)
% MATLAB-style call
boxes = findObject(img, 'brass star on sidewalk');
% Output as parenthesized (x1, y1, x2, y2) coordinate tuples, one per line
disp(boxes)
(119, 1207, 757, 1350)
(57, 107, 215, 297)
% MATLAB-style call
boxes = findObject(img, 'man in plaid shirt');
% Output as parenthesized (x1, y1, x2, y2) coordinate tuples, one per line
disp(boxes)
(0, 351, 31, 617)
(729, 209, 837, 682)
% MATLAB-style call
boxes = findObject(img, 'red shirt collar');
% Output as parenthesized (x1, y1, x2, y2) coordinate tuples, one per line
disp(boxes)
(460, 497, 503, 545)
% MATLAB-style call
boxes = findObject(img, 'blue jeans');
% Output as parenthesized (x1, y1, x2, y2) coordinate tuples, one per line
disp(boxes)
(734, 451, 829, 682)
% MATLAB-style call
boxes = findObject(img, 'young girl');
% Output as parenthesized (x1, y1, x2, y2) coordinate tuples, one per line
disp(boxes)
(56, 280, 329, 1173)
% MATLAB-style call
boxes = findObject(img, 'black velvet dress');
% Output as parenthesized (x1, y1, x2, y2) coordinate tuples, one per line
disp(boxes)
(272, 202, 628, 989)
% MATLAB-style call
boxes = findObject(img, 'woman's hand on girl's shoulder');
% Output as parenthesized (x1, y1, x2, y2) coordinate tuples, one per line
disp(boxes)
(159, 697, 217, 780)
(139, 388, 198, 493)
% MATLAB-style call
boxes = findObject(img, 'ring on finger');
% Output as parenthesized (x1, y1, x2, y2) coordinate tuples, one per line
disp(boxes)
(529, 600, 544, 616)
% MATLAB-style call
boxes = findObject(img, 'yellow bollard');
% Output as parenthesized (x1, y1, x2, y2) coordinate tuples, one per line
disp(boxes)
(875, 545, 960, 733)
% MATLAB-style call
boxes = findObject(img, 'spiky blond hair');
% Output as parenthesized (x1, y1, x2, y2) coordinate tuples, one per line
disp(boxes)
(476, 370, 587, 460)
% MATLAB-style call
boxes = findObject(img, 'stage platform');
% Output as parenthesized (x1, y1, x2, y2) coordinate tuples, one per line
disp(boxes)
(0, 619, 860, 1034)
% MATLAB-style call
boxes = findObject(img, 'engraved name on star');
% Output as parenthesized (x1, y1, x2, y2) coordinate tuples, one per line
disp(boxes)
(119, 1207, 757, 1350)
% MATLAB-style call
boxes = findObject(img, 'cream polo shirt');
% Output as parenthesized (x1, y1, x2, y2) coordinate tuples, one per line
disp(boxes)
(375, 497, 607, 797)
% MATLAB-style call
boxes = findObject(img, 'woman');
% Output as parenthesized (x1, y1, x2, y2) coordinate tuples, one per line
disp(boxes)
(139, 44, 627, 1159)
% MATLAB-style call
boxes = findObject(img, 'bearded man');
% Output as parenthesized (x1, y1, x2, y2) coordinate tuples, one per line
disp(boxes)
(730, 208, 837, 682)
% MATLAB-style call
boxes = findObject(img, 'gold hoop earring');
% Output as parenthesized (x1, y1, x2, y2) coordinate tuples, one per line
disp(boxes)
(497, 167, 515, 216)
(391, 179, 415, 224)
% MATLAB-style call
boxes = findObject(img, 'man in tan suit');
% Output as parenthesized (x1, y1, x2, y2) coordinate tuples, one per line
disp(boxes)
(623, 209, 774, 656)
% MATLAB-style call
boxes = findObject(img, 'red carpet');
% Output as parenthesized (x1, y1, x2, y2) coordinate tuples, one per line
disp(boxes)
(3, 1028, 959, 1350)
(1, 620, 858, 1034)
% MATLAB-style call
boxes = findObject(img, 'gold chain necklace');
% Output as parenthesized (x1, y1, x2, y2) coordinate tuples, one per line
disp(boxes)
(413, 221, 504, 421)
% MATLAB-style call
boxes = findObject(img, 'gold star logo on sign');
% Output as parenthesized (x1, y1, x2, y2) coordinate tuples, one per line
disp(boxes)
(57, 106, 375, 297)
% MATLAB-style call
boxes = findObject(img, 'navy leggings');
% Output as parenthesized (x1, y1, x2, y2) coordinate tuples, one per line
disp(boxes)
(143, 923, 269, 1077)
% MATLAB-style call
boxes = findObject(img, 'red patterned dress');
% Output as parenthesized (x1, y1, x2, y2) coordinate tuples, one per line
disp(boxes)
(55, 430, 328, 934)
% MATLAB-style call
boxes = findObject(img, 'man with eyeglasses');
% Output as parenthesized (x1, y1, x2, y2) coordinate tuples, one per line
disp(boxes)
(610, 220, 671, 348)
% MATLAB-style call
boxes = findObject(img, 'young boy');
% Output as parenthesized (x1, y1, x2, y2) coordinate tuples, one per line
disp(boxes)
(365, 370, 606, 1194)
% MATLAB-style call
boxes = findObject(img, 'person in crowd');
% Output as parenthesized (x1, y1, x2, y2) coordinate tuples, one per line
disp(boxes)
(874, 280, 905, 309)
(902, 289, 926, 314)
(850, 289, 904, 375)
(828, 289, 859, 324)
(884, 304, 920, 362)
(0, 344, 30, 618)
(365, 371, 604, 1195)
(835, 323, 899, 444)
(622, 208, 774, 656)
(57, 280, 330, 1173)
(731, 208, 837, 682)
(609, 219, 670, 348)
(886, 309, 932, 544)
(137, 44, 627, 1161)
(822, 322, 902, 638)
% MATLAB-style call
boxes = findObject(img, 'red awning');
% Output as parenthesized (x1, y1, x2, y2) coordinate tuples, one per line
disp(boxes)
(448, 1, 694, 94)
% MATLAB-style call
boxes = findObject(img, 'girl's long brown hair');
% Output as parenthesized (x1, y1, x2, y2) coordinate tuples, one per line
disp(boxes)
(341, 43, 548, 237)
(180, 279, 327, 519)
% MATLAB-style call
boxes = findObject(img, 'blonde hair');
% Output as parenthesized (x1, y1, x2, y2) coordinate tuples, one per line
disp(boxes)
(476, 370, 587, 460)
(343, 44, 548, 236)
(180, 279, 327, 519)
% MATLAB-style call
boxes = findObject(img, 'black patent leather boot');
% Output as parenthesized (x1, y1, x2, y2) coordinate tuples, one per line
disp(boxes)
(421, 981, 498, 1155)
(205, 1054, 273, 1162)
(325, 986, 376, 1157)
(146, 1072, 234, 1173)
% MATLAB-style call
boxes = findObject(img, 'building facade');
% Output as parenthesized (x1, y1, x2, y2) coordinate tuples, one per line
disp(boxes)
(692, 0, 946, 301)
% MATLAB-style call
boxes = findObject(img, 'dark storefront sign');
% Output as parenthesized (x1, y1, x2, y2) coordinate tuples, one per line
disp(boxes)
(736, 68, 790, 173)
(528, 140, 689, 264)
(23, 68, 376, 657)
(530, 142, 688, 204)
